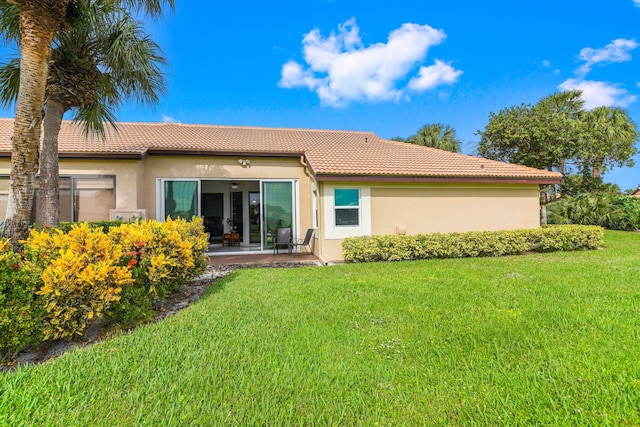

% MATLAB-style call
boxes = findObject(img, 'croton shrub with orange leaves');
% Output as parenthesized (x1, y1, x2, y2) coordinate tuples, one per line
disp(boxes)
(107, 217, 209, 327)
(0, 217, 208, 355)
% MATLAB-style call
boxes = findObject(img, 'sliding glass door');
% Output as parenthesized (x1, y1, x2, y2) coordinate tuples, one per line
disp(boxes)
(262, 181, 295, 249)
(157, 178, 297, 252)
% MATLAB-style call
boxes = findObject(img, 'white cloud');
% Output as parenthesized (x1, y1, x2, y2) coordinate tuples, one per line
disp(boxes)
(279, 18, 461, 106)
(635, 0, 640, 7)
(408, 60, 462, 91)
(542, 59, 551, 67)
(558, 38, 638, 109)
(162, 115, 179, 123)
(577, 38, 638, 76)
(558, 78, 637, 109)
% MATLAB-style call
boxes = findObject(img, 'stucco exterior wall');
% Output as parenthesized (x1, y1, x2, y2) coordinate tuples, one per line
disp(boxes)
(370, 184, 541, 235)
(317, 182, 541, 263)
(2, 155, 541, 264)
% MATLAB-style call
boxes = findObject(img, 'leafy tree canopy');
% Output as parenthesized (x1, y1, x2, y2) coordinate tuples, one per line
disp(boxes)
(477, 90, 639, 193)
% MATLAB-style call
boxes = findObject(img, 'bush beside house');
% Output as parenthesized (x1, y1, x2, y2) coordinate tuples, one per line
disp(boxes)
(342, 225, 604, 263)
(0, 217, 208, 360)
(0, 239, 43, 358)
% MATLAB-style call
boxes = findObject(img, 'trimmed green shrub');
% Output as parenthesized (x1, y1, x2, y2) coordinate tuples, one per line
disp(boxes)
(105, 284, 154, 329)
(342, 225, 604, 263)
(0, 239, 43, 359)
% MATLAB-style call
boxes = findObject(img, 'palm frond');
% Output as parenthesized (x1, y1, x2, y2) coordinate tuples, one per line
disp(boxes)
(102, 17, 166, 105)
(0, 1, 20, 43)
(73, 100, 118, 139)
(118, 0, 174, 19)
(0, 57, 20, 108)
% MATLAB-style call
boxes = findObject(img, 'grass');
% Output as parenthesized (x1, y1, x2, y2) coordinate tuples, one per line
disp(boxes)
(1, 231, 640, 426)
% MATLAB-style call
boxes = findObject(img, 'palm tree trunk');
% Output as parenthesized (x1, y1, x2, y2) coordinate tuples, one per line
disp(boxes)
(539, 186, 549, 226)
(540, 204, 547, 226)
(556, 158, 566, 197)
(37, 99, 65, 226)
(2, 1, 66, 248)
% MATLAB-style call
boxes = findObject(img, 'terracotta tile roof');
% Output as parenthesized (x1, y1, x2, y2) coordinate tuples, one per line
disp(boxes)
(0, 119, 561, 183)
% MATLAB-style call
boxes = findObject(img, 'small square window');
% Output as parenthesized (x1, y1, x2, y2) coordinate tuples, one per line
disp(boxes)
(334, 188, 359, 227)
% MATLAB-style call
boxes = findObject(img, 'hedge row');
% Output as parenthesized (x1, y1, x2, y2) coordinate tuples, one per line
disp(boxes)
(1, 217, 208, 360)
(342, 225, 604, 263)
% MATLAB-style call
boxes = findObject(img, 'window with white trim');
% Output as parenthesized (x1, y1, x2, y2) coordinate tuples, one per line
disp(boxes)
(334, 188, 360, 226)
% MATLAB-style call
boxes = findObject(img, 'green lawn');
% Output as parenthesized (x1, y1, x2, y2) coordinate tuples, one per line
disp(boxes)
(2, 231, 640, 426)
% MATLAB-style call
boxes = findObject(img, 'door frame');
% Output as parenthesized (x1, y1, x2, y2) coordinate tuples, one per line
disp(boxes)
(260, 179, 299, 251)
(156, 178, 299, 252)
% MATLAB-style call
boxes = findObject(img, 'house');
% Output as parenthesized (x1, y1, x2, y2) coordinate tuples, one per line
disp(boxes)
(632, 188, 640, 197)
(0, 119, 562, 263)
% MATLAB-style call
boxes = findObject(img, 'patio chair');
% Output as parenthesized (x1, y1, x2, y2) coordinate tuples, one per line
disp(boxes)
(273, 227, 292, 255)
(292, 228, 315, 256)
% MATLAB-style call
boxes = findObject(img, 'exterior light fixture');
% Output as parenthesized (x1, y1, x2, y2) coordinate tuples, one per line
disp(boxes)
(231, 182, 239, 190)
(238, 159, 251, 167)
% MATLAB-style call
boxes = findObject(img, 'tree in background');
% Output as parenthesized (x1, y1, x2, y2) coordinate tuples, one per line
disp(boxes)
(0, 0, 173, 248)
(477, 90, 639, 195)
(477, 90, 584, 175)
(393, 123, 461, 152)
(0, 0, 167, 226)
(407, 123, 461, 153)
(579, 106, 638, 182)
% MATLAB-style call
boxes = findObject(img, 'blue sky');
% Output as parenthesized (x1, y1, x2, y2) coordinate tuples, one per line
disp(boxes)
(1, 0, 639, 190)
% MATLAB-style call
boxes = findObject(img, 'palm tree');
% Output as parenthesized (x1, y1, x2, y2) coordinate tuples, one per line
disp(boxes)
(580, 106, 638, 182)
(0, 0, 173, 247)
(407, 123, 462, 153)
(0, 0, 68, 246)
(1, 0, 167, 226)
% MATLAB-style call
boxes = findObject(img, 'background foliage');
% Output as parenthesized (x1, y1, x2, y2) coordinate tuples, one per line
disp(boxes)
(548, 194, 640, 231)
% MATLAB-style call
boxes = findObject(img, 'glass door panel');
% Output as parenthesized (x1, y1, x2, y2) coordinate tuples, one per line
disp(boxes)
(163, 180, 198, 220)
(262, 181, 293, 249)
(202, 193, 223, 243)
(249, 192, 261, 244)
(232, 191, 243, 241)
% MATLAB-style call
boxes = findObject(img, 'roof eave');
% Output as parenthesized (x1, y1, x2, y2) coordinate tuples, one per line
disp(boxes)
(0, 151, 145, 160)
(314, 174, 562, 185)
(0, 150, 308, 160)
(60, 151, 145, 160)
(146, 149, 305, 158)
